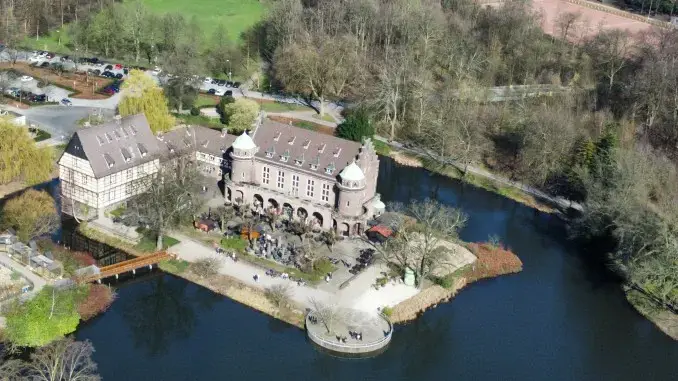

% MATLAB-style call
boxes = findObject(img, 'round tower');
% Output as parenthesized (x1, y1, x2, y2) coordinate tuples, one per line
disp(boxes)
(229, 131, 257, 183)
(337, 161, 366, 217)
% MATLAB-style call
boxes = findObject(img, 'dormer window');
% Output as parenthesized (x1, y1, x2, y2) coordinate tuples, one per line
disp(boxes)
(130, 126, 137, 135)
(120, 147, 132, 162)
(310, 155, 320, 170)
(295, 153, 305, 166)
(137, 143, 148, 157)
(280, 149, 290, 162)
(103, 153, 115, 168)
(121, 127, 129, 138)
(274, 132, 281, 142)
(333, 147, 342, 157)
(318, 144, 326, 153)
(303, 140, 310, 149)
(325, 162, 335, 175)
(113, 130, 122, 140)
(265, 146, 275, 158)
(288, 136, 296, 145)
(105, 133, 112, 143)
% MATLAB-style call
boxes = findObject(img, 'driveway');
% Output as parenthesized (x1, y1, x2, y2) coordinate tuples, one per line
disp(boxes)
(8, 105, 115, 141)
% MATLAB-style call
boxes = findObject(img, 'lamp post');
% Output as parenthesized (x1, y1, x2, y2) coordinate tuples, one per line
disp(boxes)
(227, 59, 232, 81)
(57, 30, 61, 46)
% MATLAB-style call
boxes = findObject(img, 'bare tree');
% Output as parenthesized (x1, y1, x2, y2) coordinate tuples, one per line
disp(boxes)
(379, 199, 467, 288)
(24, 338, 100, 381)
(308, 297, 339, 335)
(128, 156, 203, 250)
(264, 284, 292, 310)
(585, 29, 633, 92)
(273, 33, 363, 116)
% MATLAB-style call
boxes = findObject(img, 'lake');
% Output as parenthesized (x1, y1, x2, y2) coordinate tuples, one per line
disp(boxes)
(74, 157, 678, 380)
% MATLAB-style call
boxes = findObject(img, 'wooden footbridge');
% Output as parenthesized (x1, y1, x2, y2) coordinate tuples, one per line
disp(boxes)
(81, 251, 173, 283)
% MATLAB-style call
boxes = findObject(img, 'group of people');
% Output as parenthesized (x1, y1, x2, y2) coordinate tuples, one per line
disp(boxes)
(335, 330, 364, 343)
(215, 247, 238, 262)
(308, 315, 318, 324)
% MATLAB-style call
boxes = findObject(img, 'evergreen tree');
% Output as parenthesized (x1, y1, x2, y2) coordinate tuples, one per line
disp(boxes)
(335, 108, 374, 142)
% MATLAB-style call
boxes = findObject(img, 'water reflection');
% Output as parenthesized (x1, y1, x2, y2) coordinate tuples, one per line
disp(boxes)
(120, 276, 197, 356)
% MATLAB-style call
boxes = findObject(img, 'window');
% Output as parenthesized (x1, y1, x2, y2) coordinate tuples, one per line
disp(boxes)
(127, 169, 133, 180)
(126, 183, 133, 196)
(277, 170, 285, 189)
(321, 183, 331, 202)
(292, 174, 299, 196)
(262, 167, 270, 185)
(306, 179, 315, 198)
(82, 175, 88, 186)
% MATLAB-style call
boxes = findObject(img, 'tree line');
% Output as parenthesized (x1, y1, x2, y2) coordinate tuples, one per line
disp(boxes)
(255, 0, 678, 313)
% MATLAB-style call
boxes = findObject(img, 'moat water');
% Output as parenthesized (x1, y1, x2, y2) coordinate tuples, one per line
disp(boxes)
(66, 157, 678, 380)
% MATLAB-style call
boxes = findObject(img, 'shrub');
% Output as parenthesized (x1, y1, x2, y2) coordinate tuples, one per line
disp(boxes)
(222, 98, 260, 133)
(4, 287, 81, 347)
(264, 284, 292, 309)
(72, 251, 96, 267)
(464, 242, 523, 281)
(381, 306, 393, 317)
(77, 284, 116, 321)
(190, 107, 200, 116)
(190, 257, 222, 278)
(336, 108, 374, 142)
(433, 275, 455, 289)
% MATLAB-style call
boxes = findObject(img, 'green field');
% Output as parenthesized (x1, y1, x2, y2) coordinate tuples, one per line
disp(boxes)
(259, 102, 314, 113)
(21, 0, 266, 53)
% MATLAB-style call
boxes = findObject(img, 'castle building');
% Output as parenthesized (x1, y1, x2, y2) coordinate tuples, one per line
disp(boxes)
(58, 113, 383, 236)
(226, 117, 383, 236)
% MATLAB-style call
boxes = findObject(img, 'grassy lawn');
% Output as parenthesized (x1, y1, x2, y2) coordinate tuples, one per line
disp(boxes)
(372, 139, 392, 156)
(136, 234, 181, 252)
(220, 237, 248, 253)
(21, 0, 266, 53)
(258, 101, 314, 113)
(140, 0, 265, 41)
(31, 128, 52, 142)
(312, 113, 337, 123)
(194, 94, 219, 108)
(174, 113, 225, 130)
(158, 259, 190, 274)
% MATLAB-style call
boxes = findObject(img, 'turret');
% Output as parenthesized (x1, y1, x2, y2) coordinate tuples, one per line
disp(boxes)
(229, 131, 257, 183)
(337, 160, 366, 217)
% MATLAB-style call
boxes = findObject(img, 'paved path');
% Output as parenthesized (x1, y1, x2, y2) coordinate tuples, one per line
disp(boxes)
(168, 232, 335, 307)
(168, 232, 418, 312)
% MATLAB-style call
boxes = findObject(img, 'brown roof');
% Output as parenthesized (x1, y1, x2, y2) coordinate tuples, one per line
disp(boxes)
(158, 126, 236, 158)
(252, 119, 361, 181)
(66, 114, 161, 178)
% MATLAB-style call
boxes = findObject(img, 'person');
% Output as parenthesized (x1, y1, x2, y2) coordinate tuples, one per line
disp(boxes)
(325, 275, 330, 283)
(253, 274, 259, 282)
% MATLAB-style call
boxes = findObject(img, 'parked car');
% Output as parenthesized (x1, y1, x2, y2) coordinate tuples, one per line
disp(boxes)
(33, 94, 46, 102)
(226, 81, 234, 87)
(211, 79, 218, 84)
(115, 73, 123, 79)
(46, 53, 55, 59)
(90, 57, 99, 64)
(102, 71, 114, 78)
(114, 64, 123, 70)
(207, 88, 216, 95)
(123, 68, 129, 75)
(204, 77, 213, 84)
(233, 82, 241, 88)
(93, 69, 101, 76)
(105, 64, 113, 70)
(224, 90, 233, 97)
(20, 75, 33, 82)
(28, 55, 41, 63)
(217, 79, 226, 86)
(151, 66, 162, 75)
(60, 98, 72, 106)
(213, 88, 226, 96)
(60, 56, 69, 62)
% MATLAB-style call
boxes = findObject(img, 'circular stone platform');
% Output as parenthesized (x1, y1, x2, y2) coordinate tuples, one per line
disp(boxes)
(306, 308, 393, 357)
